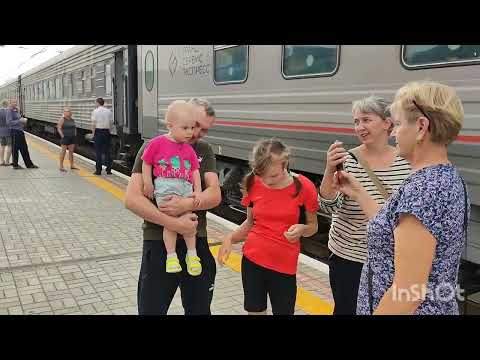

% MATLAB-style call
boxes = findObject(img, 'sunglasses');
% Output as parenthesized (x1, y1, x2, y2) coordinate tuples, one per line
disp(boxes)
(412, 100, 432, 128)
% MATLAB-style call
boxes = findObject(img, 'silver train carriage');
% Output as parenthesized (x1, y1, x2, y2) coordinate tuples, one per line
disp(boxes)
(0, 77, 22, 112)
(0, 45, 140, 162)
(137, 45, 480, 265)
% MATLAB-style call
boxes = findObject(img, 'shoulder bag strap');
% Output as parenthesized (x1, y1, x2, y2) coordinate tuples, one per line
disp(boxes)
(349, 149, 390, 201)
(349, 149, 390, 314)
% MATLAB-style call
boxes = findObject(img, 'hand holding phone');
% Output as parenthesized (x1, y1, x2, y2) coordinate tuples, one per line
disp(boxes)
(336, 162, 343, 184)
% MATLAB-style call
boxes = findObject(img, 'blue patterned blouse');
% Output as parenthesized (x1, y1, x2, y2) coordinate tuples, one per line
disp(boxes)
(357, 164, 470, 315)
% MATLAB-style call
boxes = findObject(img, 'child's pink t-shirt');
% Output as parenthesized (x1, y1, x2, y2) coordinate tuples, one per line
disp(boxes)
(141, 135, 200, 183)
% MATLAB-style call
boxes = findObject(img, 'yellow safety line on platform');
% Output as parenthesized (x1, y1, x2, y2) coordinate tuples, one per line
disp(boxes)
(28, 139, 125, 201)
(27, 136, 334, 315)
(209, 245, 333, 315)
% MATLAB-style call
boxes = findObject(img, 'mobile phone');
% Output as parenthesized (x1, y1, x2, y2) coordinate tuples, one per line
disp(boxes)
(336, 162, 343, 184)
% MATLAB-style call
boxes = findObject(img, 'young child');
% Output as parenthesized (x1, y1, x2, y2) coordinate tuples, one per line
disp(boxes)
(218, 138, 319, 315)
(142, 100, 203, 276)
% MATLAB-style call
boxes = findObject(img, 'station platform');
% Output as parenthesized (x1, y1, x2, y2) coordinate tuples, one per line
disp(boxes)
(0, 133, 334, 315)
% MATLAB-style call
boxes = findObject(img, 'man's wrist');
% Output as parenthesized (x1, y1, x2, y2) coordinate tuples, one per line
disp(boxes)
(186, 197, 196, 211)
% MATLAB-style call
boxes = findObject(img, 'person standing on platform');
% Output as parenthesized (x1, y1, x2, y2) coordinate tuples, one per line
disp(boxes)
(318, 96, 411, 315)
(218, 138, 319, 315)
(336, 81, 470, 315)
(91, 97, 113, 175)
(57, 107, 79, 172)
(6, 99, 38, 169)
(0, 99, 12, 166)
(125, 98, 221, 315)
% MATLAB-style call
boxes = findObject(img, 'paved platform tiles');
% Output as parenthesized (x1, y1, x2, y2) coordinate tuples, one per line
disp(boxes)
(0, 134, 333, 315)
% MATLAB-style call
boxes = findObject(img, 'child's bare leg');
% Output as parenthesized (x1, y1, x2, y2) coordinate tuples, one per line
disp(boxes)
(183, 214, 197, 251)
(163, 227, 178, 254)
(163, 227, 182, 273)
(182, 212, 201, 276)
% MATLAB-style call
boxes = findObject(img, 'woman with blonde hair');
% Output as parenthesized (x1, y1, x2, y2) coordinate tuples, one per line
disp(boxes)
(57, 108, 79, 172)
(336, 81, 470, 315)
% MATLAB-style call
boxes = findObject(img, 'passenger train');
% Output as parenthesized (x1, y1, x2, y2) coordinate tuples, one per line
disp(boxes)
(1, 45, 479, 270)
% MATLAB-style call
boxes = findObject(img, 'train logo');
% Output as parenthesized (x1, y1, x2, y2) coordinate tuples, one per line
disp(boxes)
(169, 52, 178, 77)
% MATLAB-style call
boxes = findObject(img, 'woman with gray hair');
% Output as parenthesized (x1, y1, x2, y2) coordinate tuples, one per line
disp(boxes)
(318, 95, 411, 315)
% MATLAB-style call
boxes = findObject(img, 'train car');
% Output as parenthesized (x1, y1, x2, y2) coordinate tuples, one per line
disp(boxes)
(17, 45, 140, 164)
(0, 76, 22, 112)
(137, 45, 480, 266)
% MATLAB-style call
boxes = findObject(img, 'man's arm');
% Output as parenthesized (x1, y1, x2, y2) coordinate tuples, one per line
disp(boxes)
(91, 111, 96, 135)
(6, 110, 21, 128)
(125, 173, 198, 236)
(158, 172, 221, 215)
(195, 171, 221, 210)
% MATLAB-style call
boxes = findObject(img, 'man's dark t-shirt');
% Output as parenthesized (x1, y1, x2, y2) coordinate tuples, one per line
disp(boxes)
(132, 139, 217, 241)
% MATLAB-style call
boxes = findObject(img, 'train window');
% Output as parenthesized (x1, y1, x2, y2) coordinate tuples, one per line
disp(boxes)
(56, 77, 61, 99)
(77, 71, 84, 95)
(105, 63, 112, 95)
(282, 45, 339, 78)
(213, 45, 248, 84)
(402, 45, 480, 68)
(59, 77, 63, 98)
(44, 81, 49, 100)
(91, 66, 96, 95)
(62, 74, 68, 98)
(70, 73, 74, 97)
(84, 68, 91, 94)
(145, 50, 154, 92)
(50, 79, 56, 99)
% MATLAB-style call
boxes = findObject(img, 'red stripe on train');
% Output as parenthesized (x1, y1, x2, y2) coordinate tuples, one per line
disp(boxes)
(215, 120, 356, 134)
(215, 120, 480, 143)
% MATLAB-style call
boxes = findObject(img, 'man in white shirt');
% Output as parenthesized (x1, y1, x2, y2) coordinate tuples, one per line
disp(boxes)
(91, 97, 113, 175)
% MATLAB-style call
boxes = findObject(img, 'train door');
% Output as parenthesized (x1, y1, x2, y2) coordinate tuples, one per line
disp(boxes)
(112, 50, 125, 129)
(140, 45, 158, 139)
(17, 76, 23, 114)
(124, 45, 138, 135)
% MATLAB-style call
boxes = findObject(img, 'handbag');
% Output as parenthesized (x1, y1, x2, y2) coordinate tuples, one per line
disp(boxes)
(348, 149, 390, 314)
